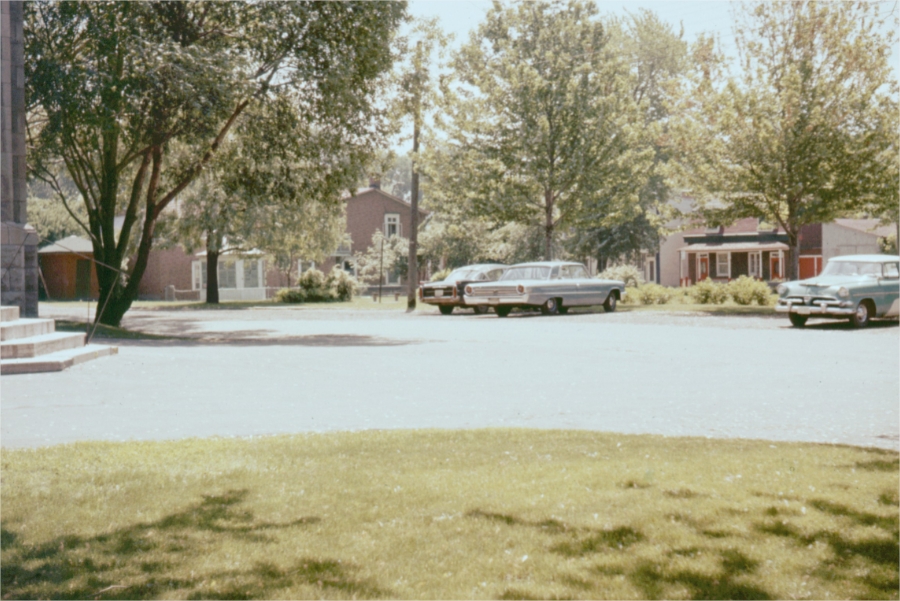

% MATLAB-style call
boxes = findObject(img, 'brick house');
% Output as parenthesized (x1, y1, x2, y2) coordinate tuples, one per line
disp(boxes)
(295, 185, 429, 287)
(38, 236, 99, 300)
(666, 217, 895, 286)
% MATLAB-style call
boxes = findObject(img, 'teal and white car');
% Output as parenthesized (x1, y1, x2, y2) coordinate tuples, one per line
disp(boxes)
(775, 254, 900, 328)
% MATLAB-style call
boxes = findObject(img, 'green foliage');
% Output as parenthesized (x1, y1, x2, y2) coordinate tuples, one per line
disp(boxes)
(726, 276, 775, 306)
(440, 0, 654, 259)
(598, 265, 644, 288)
(276, 266, 360, 304)
(667, 2, 898, 280)
(430, 268, 452, 282)
(354, 231, 409, 285)
(27, 196, 88, 248)
(879, 235, 897, 255)
(328, 266, 362, 302)
(689, 279, 729, 305)
(635, 283, 676, 305)
(25, 1, 405, 325)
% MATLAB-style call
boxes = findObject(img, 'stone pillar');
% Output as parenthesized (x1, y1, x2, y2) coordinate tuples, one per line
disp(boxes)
(1, 1, 38, 316)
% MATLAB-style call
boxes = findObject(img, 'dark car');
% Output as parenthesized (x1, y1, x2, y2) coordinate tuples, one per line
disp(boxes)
(420, 264, 507, 315)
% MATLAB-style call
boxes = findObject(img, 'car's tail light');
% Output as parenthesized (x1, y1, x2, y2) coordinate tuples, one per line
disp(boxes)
(465, 285, 473, 295)
(517, 285, 525, 294)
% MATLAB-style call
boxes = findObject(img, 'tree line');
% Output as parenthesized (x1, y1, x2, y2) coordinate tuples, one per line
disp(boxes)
(26, 0, 897, 325)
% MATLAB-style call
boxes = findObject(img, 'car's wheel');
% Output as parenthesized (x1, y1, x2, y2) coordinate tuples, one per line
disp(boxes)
(558, 306, 569, 315)
(439, 305, 454, 316)
(540, 298, 559, 315)
(495, 306, 511, 318)
(849, 300, 871, 328)
(473, 306, 488, 315)
(789, 313, 808, 328)
(603, 292, 617, 312)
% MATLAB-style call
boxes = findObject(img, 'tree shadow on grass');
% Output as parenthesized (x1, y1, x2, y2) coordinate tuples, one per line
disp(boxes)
(467, 509, 770, 600)
(1, 490, 389, 600)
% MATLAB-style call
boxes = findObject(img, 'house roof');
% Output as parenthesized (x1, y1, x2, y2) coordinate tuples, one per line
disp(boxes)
(833, 219, 895, 238)
(679, 241, 790, 253)
(346, 187, 429, 217)
(38, 235, 94, 254)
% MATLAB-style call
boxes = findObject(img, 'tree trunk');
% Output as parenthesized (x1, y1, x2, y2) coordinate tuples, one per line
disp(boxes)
(787, 229, 800, 282)
(407, 122, 420, 312)
(544, 190, 554, 261)
(206, 230, 220, 305)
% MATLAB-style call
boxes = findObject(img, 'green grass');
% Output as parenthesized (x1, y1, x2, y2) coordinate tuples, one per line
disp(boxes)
(2, 430, 897, 600)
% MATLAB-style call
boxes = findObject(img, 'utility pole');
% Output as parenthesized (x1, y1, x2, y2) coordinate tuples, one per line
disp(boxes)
(378, 236, 384, 303)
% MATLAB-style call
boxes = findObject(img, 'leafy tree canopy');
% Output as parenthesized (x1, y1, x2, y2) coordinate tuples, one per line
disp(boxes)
(26, 0, 405, 324)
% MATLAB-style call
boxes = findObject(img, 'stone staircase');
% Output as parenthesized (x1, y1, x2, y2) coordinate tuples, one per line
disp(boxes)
(1, 305, 118, 375)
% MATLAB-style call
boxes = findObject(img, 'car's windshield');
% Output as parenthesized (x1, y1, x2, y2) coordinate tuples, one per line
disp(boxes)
(444, 269, 474, 282)
(820, 261, 883, 277)
(500, 266, 551, 281)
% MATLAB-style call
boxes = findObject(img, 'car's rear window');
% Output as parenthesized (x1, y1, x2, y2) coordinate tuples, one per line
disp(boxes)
(500, 266, 551, 280)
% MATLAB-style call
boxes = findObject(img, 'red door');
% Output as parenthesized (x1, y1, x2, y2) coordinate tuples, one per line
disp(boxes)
(799, 256, 822, 279)
(698, 256, 709, 281)
(770, 254, 782, 280)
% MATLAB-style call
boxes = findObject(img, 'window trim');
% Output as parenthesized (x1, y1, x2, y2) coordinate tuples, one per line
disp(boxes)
(716, 252, 731, 278)
(384, 213, 401, 237)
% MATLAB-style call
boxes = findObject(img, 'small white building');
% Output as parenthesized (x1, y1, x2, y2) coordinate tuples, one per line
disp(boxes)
(192, 250, 267, 301)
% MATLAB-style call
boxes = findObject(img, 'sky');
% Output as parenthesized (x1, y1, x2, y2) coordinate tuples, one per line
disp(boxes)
(407, 0, 743, 62)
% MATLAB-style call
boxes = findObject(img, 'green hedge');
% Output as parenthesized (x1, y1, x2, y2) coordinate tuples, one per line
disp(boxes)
(275, 266, 361, 303)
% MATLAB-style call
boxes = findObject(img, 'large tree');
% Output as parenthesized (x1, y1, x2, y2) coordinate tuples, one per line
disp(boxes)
(669, 1, 898, 280)
(569, 9, 688, 268)
(26, 1, 404, 325)
(442, 0, 653, 260)
(390, 18, 450, 310)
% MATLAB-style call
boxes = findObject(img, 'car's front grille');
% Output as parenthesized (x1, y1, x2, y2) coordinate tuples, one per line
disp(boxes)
(784, 295, 839, 306)
(467, 285, 520, 297)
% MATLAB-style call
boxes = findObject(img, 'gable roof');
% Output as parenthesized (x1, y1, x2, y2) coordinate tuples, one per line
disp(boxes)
(346, 187, 429, 217)
(38, 235, 94, 254)
(833, 218, 895, 238)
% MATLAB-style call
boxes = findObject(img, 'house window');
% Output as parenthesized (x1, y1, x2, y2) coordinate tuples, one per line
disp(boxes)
(646, 258, 656, 283)
(716, 253, 730, 278)
(384, 213, 400, 237)
(748, 252, 761, 278)
(243, 259, 261, 288)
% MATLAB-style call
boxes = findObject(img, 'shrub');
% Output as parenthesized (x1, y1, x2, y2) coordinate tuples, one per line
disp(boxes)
(296, 268, 335, 302)
(430, 268, 452, 282)
(598, 264, 644, 288)
(689, 279, 728, 304)
(726, 275, 775, 306)
(635, 283, 676, 305)
(275, 288, 306, 303)
(327, 266, 361, 302)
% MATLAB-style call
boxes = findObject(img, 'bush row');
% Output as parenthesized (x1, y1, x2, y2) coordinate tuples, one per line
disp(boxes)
(622, 276, 775, 306)
(275, 266, 362, 303)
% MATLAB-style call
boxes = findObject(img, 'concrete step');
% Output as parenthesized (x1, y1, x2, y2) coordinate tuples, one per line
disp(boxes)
(0, 344, 118, 375)
(1, 306, 20, 322)
(0, 318, 55, 341)
(1, 331, 86, 359)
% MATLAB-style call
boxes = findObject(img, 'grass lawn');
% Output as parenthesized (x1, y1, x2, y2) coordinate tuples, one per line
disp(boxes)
(2, 430, 896, 600)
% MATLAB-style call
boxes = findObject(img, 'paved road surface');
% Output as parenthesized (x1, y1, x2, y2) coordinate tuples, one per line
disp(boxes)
(2, 306, 897, 450)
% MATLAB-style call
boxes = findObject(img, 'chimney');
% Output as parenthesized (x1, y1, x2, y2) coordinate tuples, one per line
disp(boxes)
(369, 178, 381, 190)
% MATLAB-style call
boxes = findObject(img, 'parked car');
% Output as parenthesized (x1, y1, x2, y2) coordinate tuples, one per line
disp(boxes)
(420, 263, 507, 315)
(775, 254, 900, 328)
(464, 261, 625, 317)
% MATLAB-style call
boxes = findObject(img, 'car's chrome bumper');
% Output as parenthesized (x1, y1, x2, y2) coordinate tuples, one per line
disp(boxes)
(465, 294, 530, 306)
(421, 297, 462, 306)
(775, 300, 855, 316)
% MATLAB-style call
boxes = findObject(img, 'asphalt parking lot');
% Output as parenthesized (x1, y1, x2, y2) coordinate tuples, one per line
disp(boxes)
(2, 305, 898, 450)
